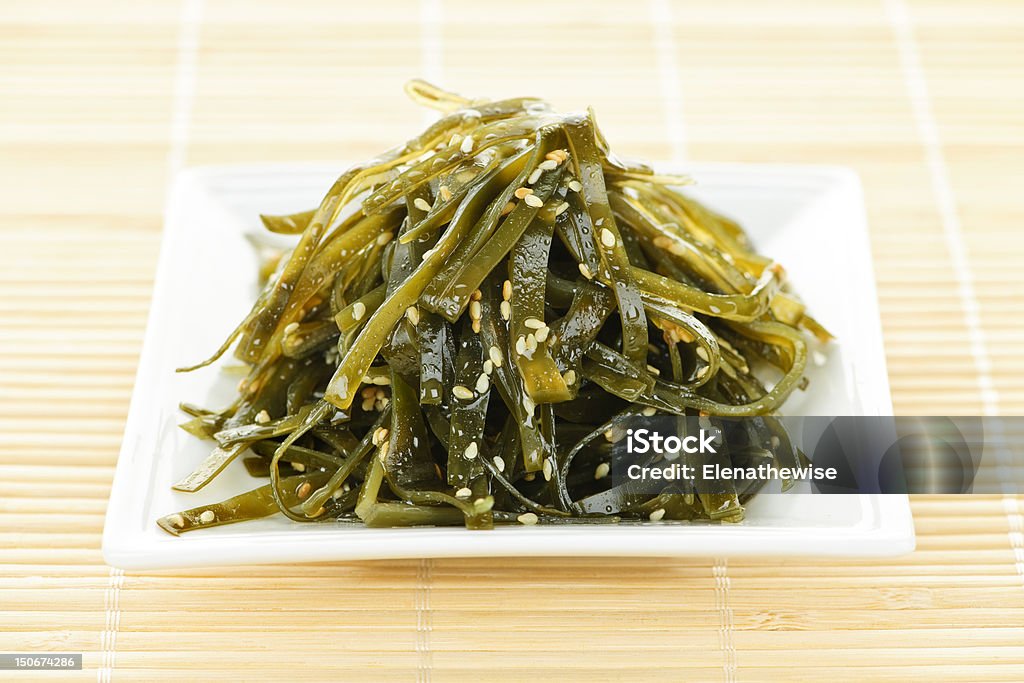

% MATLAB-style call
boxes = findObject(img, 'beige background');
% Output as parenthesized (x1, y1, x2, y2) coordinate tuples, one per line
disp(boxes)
(2, 0, 1023, 680)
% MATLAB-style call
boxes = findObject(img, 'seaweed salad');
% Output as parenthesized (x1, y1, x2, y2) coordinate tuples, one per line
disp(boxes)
(158, 80, 831, 535)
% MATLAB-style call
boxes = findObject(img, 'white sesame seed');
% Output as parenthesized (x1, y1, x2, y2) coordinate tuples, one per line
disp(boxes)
(421, 247, 436, 261)
(452, 385, 474, 401)
(696, 365, 710, 379)
(554, 202, 570, 216)
(525, 333, 537, 353)
(696, 346, 709, 362)
(292, 462, 306, 472)
(167, 513, 185, 529)
(483, 359, 494, 375)
(517, 512, 539, 525)
(646, 364, 661, 376)
(378, 441, 390, 463)
(464, 441, 478, 460)
(542, 458, 553, 481)
(405, 306, 420, 326)
(501, 201, 516, 216)
(522, 395, 536, 416)
(649, 508, 666, 521)
(448, 133, 462, 147)
(255, 409, 271, 424)
(515, 336, 528, 356)
(372, 427, 389, 446)
(594, 463, 610, 480)
(199, 510, 216, 524)
(352, 302, 366, 321)
(493, 456, 505, 471)
(578, 263, 593, 280)
(502, 279, 512, 301)
(469, 300, 482, 321)
(475, 373, 490, 394)
(600, 228, 616, 248)
(514, 187, 533, 199)
(371, 375, 391, 386)
(642, 406, 657, 417)
(534, 326, 549, 343)
(361, 398, 376, 412)
(297, 482, 312, 499)
(413, 197, 432, 212)
(376, 231, 393, 246)
(527, 168, 543, 185)
(813, 350, 827, 367)
(524, 317, 544, 329)
(460, 135, 474, 154)
(455, 487, 472, 499)
(489, 346, 504, 367)
(709, 305, 721, 314)
(524, 194, 544, 208)
(538, 159, 558, 171)
(568, 180, 582, 192)
(284, 322, 300, 335)
(439, 185, 453, 202)
(470, 289, 482, 301)
(562, 369, 576, 386)
(500, 300, 511, 321)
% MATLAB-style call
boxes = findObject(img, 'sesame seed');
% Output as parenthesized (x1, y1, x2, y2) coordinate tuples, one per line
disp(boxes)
(255, 409, 271, 424)
(371, 375, 391, 386)
(649, 508, 666, 521)
(199, 510, 216, 524)
(464, 441, 479, 460)
(544, 151, 561, 162)
(483, 359, 494, 375)
(500, 300, 511, 321)
(554, 202, 570, 216)
(696, 366, 710, 379)
(352, 302, 366, 321)
(292, 462, 306, 472)
(489, 346, 504, 367)
(517, 512, 539, 525)
(522, 395, 536, 416)
(524, 317, 544, 329)
(525, 334, 538, 353)
(813, 350, 827, 367)
(297, 482, 312, 499)
(600, 228, 616, 248)
(471, 319, 481, 334)
(527, 168, 543, 185)
(284, 322, 300, 335)
(578, 263, 593, 280)
(770, 435, 781, 449)
(515, 336, 528, 356)
(448, 133, 462, 147)
(377, 231, 393, 245)
(562, 369, 576, 386)
(594, 463, 610, 480)
(405, 306, 420, 326)
(696, 346, 709, 362)
(439, 185, 453, 202)
(452, 385, 474, 401)
(470, 288, 482, 301)
(501, 201, 516, 216)
(534, 326, 549, 343)
(455, 487, 472, 499)
(538, 159, 558, 171)
(514, 187, 533, 200)
(377, 441, 390, 462)
(493, 456, 505, 471)
(168, 513, 185, 529)
(542, 458, 553, 481)
(642, 406, 657, 417)
(413, 197, 432, 212)
(460, 135, 474, 154)
(646, 364, 661, 376)
(475, 373, 490, 393)
(372, 427, 389, 446)
(361, 398, 376, 412)
(469, 300, 482, 321)
(709, 305, 722, 314)
(568, 180, 582, 192)
(502, 279, 512, 301)
(524, 194, 544, 208)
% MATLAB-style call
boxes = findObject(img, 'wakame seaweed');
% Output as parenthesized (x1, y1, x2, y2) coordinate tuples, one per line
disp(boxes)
(158, 80, 831, 535)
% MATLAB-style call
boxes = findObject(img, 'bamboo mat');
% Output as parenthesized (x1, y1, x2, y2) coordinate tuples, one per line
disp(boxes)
(2, 0, 1023, 680)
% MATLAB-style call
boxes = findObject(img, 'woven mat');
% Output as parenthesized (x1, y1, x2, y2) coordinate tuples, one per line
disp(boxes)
(2, 0, 1023, 680)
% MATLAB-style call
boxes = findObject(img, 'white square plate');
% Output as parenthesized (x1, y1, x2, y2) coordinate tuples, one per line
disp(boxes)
(103, 162, 914, 569)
